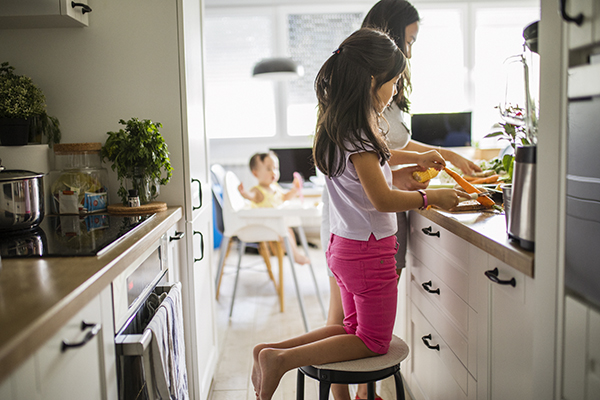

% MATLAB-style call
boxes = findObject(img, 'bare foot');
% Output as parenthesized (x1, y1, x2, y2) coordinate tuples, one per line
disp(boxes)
(252, 343, 267, 396)
(258, 348, 286, 400)
(293, 252, 310, 265)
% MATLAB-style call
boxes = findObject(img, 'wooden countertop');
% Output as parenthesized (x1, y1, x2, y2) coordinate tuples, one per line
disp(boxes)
(0, 207, 183, 384)
(416, 208, 534, 278)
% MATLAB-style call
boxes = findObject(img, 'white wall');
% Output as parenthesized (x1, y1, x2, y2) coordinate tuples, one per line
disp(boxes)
(0, 1, 186, 209)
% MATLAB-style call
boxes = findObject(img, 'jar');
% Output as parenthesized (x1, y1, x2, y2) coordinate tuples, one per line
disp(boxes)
(49, 143, 109, 214)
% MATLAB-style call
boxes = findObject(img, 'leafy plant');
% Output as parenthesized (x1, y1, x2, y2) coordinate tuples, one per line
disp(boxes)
(101, 118, 173, 204)
(0, 62, 61, 146)
(484, 104, 532, 183)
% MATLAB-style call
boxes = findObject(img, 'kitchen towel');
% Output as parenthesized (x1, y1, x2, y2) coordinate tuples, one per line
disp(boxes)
(145, 282, 189, 400)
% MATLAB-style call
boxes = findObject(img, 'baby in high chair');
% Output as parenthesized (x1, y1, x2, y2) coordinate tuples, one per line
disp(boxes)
(238, 151, 310, 265)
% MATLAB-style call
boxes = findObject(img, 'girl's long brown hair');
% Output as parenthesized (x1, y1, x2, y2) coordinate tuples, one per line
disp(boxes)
(362, 0, 420, 113)
(313, 28, 406, 178)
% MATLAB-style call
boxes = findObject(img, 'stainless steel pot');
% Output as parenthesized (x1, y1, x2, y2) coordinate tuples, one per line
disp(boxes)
(0, 165, 45, 232)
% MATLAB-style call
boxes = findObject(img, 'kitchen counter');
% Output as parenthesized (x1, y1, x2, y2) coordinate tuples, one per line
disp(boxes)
(0, 207, 183, 384)
(416, 208, 534, 277)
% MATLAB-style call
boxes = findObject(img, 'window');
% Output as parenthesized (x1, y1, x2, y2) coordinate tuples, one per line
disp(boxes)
(205, 1, 539, 147)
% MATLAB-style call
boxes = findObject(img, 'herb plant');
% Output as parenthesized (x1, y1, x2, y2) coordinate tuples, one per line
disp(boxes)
(0, 62, 61, 146)
(101, 118, 174, 205)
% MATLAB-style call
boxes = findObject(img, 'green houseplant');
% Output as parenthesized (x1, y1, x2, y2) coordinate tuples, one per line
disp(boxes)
(101, 118, 173, 205)
(0, 62, 61, 146)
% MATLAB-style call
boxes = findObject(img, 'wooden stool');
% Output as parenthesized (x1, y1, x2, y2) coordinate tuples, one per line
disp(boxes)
(296, 335, 409, 400)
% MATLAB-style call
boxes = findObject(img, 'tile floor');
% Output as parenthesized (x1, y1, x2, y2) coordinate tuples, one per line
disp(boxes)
(207, 239, 412, 400)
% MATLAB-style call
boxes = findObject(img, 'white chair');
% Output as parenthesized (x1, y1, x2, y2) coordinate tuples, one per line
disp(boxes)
(215, 171, 325, 332)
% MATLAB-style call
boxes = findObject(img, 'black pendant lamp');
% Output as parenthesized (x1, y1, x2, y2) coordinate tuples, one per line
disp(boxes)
(252, 57, 304, 80)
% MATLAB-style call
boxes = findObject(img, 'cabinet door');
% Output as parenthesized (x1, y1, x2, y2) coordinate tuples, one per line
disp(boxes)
(0, 0, 89, 28)
(0, 358, 40, 400)
(485, 257, 533, 400)
(37, 295, 106, 400)
(185, 211, 218, 400)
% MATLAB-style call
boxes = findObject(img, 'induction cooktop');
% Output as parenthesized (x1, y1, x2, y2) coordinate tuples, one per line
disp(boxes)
(0, 213, 155, 258)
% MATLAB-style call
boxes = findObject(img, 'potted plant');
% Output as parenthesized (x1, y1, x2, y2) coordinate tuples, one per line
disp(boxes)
(101, 118, 173, 205)
(0, 62, 61, 146)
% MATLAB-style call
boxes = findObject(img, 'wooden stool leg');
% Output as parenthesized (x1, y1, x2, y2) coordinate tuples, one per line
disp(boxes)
(296, 369, 305, 400)
(273, 241, 285, 312)
(258, 241, 277, 290)
(393, 370, 406, 400)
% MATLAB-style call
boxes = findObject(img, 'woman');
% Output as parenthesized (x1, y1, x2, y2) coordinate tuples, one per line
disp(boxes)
(321, 1, 481, 399)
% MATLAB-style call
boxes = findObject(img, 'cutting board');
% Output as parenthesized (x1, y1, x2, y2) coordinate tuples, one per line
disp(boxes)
(107, 201, 167, 215)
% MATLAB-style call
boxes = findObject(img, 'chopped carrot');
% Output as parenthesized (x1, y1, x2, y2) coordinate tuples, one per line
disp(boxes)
(443, 167, 495, 208)
(468, 175, 500, 185)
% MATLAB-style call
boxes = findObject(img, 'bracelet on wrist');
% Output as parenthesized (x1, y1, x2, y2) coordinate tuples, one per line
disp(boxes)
(418, 189, 428, 210)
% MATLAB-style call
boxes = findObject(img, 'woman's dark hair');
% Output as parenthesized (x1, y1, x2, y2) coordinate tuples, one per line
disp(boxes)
(313, 28, 406, 178)
(362, 0, 420, 113)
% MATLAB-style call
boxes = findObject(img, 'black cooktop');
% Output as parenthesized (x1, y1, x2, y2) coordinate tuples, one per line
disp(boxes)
(0, 213, 154, 258)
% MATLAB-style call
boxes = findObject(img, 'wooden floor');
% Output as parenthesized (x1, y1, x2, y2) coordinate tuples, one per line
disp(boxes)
(207, 239, 412, 400)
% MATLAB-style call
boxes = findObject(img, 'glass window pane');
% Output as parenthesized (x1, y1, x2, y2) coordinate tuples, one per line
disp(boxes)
(286, 12, 363, 136)
(204, 13, 276, 139)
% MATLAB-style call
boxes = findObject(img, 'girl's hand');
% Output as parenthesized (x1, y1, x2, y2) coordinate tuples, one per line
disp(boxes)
(416, 150, 445, 171)
(440, 151, 482, 176)
(427, 188, 472, 210)
(392, 166, 428, 190)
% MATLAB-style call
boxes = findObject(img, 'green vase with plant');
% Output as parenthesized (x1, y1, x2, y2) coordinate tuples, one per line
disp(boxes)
(101, 118, 174, 205)
(0, 62, 61, 147)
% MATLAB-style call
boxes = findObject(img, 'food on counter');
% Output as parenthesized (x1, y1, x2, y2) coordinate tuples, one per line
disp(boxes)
(412, 167, 440, 183)
(443, 167, 495, 208)
(51, 172, 108, 214)
(464, 174, 500, 184)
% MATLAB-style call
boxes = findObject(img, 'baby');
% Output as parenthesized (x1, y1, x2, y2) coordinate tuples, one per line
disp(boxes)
(238, 151, 310, 265)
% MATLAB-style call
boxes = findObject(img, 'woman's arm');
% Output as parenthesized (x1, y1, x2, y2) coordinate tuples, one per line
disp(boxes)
(351, 152, 469, 212)
(403, 140, 482, 175)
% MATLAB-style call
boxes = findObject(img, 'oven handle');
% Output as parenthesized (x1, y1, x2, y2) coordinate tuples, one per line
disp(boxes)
(116, 330, 153, 355)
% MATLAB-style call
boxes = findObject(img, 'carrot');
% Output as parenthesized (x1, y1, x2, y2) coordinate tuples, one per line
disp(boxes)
(443, 167, 495, 208)
(467, 174, 500, 185)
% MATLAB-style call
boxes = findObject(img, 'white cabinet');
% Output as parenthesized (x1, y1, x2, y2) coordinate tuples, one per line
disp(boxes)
(0, 287, 116, 400)
(565, 0, 600, 49)
(405, 211, 534, 400)
(0, 0, 90, 28)
(563, 294, 600, 400)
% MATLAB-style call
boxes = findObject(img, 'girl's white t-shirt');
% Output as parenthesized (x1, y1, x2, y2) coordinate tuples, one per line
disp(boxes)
(325, 135, 397, 241)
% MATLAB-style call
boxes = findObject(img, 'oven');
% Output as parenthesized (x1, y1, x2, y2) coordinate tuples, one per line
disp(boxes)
(112, 233, 185, 400)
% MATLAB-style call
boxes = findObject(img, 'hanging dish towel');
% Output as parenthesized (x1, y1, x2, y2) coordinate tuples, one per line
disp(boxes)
(145, 282, 189, 400)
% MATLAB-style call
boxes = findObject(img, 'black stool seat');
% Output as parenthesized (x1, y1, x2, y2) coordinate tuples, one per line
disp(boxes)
(296, 335, 409, 400)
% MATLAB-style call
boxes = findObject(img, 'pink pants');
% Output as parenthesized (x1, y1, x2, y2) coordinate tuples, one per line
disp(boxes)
(326, 233, 398, 354)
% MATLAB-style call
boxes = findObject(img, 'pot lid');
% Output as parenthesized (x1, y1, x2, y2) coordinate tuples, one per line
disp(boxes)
(0, 168, 44, 181)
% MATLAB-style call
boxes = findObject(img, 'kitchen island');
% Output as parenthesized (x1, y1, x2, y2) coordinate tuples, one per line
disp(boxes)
(0, 207, 182, 390)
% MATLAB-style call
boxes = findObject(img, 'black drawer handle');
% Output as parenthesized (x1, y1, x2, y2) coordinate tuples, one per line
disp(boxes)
(192, 179, 203, 210)
(71, 2, 92, 14)
(169, 231, 185, 242)
(422, 280, 440, 295)
(421, 226, 440, 237)
(193, 231, 204, 262)
(421, 334, 440, 351)
(560, 0, 584, 26)
(484, 267, 516, 287)
(61, 321, 101, 352)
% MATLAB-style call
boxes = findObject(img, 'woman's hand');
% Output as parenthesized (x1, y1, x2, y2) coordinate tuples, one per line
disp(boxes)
(416, 150, 445, 171)
(427, 188, 472, 210)
(442, 151, 482, 176)
(392, 166, 428, 190)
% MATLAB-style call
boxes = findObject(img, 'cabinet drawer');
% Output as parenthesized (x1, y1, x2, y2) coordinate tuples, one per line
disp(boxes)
(411, 280, 468, 369)
(410, 302, 475, 400)
(410, 253, 470, 336)
(409, 232, 469, 303)
(410, 211, 470, 268)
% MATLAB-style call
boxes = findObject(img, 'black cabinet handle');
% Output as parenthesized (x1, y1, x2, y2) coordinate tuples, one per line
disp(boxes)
(193, 231, 204, 262)
(484, 267, 516, 287)
(71, 2, 92, 14)
(421, 334, 440, 351)
(421, 226, 440, 237)
(61, 321, 101, 352)
(422, 280, 440, 295)
(192, 179, 203, 210)
(169, 231, 185, 242)
(560, 0, 584, 26)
